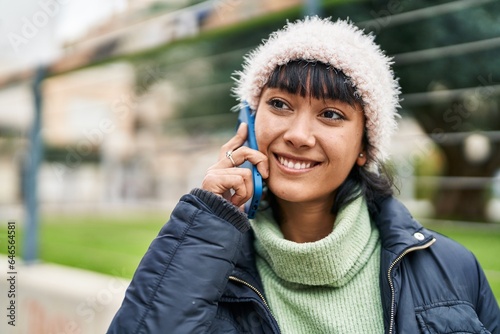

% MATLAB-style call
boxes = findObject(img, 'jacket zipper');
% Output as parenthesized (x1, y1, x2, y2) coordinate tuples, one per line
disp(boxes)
(228, 275, 281, 333)
(387, 238, 436, 334)
(228, 275, 272, 310)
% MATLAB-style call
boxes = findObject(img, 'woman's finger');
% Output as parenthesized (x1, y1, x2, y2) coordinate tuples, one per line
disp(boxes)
(218, 122, 248, 160)
(202, 168, 253, 206)
(211, 146, 269, 179)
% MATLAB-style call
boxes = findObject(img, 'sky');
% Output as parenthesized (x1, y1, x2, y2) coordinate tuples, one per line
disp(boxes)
(0, 0, 125, 76)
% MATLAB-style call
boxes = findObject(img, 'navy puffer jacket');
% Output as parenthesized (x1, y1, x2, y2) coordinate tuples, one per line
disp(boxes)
(108, 189, 500, 333)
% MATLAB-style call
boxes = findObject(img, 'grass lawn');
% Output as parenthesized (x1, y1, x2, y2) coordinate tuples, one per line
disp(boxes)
(0, 212, 167, 279)
(1, 214, 499, 304)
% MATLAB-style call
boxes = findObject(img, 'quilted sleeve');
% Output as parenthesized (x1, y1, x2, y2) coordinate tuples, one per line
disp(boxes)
(107, 190, 250, 334)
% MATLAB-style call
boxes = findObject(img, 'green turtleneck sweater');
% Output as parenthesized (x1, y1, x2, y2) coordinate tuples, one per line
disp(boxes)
(250, 196, 384, 333)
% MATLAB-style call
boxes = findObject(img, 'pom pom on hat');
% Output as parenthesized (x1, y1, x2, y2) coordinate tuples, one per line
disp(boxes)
(232, 16, 401, 171)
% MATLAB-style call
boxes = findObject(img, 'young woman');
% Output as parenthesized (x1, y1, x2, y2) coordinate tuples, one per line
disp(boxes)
(108, 17, 500, 333)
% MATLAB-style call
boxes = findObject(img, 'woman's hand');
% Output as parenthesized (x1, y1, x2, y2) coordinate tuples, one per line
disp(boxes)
(201, 123, 269, 208)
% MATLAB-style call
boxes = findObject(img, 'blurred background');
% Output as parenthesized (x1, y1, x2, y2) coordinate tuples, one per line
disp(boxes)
(0, 0, 499, 333)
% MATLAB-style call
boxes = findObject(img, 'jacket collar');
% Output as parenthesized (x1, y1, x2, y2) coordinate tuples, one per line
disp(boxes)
(373, 196, 435, 256)
(233, 196, 436, 282)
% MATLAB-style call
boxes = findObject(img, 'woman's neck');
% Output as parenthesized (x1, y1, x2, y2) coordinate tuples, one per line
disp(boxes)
(276, 197, 336, 243)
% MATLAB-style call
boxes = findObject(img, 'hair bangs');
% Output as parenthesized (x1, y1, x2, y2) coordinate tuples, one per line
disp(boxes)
(267, 60, 361, 106)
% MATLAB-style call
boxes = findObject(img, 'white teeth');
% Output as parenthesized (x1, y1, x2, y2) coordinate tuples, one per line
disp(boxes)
(278, 156, 313, 170)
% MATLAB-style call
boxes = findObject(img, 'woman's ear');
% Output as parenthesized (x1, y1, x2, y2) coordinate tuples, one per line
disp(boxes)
(356, 152, 367, 167)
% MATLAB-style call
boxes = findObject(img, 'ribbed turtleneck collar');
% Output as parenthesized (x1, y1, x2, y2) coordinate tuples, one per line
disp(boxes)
(251, 196, 379, 287)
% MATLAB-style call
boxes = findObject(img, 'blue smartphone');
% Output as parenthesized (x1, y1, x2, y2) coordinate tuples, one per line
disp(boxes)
(237, 102, 263, 219)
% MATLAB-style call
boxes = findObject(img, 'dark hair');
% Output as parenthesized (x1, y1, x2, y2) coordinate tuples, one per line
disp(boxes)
(264, 60, 395, 219)
(267, 59, 360, 107)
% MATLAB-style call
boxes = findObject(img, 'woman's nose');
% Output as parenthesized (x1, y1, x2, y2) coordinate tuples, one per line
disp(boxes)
(282, 114, 316, 149)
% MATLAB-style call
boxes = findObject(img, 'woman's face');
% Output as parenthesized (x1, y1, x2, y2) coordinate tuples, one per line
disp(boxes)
(255, 87, 367, 206)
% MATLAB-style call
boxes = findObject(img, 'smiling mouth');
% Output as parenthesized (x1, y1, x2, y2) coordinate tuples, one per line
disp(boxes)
(276, 155, 319, 170)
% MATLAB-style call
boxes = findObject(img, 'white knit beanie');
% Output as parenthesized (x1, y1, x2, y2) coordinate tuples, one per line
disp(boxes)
(232, 16, 401, 171)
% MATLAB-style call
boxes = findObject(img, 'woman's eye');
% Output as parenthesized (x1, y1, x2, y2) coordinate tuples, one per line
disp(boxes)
(268, 99, 289, 110)
(321, 110, 343, 120)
